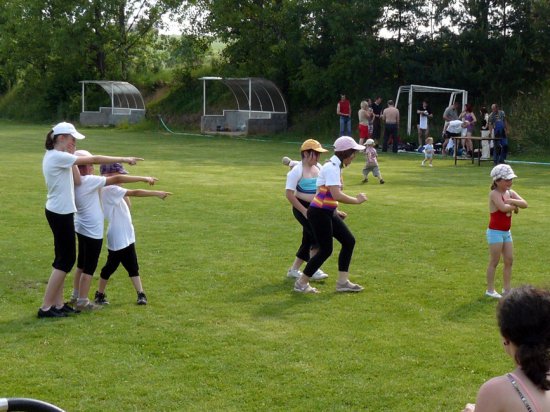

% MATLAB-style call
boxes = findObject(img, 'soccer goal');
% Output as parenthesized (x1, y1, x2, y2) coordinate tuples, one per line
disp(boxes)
(395, 84, 468, 136)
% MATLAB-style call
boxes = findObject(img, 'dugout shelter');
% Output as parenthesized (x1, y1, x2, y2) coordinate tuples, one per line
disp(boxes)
(199, 77, 288, 135)
(395, 84, 468, 136)
(79, 81, 146, 126)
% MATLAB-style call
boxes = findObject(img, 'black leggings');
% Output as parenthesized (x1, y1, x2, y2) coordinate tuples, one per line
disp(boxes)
(292, 198, 318, 262)
(100, 243, 140, 280)
(303, 207, 355, 277)
(45, 209, 76, 273)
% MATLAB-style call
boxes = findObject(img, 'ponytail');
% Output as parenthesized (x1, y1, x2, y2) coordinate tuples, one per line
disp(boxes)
(515, 342, 550, 390)
(45, 130, 55, 150)
(498, 286, 550, 390)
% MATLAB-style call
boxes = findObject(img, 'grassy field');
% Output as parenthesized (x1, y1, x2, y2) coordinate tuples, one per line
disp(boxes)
(1, 121, 549, 411)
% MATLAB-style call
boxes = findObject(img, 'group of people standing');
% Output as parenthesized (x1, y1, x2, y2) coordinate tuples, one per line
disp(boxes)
(39, 122, 171, 318)
(339, 94, 510, 165)
(338, 94, 397, 153)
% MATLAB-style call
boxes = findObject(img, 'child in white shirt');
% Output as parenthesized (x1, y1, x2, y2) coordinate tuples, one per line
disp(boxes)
(95, 163, 172, 306)
(422, 137, 435, 167)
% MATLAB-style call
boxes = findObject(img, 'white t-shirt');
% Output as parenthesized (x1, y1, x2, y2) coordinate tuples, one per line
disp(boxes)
(285, 161, 322, 191)
(447, 120, 464, 134)
(43, 149, 78, 214)
(316, 155, 342, 188)
(101, 185, 135, 251)
(74, 175, 107, 239)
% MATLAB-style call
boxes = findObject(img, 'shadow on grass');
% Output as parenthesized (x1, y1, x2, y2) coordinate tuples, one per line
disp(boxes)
(229, 278, 346, 318)
(442, 296, 498, 323)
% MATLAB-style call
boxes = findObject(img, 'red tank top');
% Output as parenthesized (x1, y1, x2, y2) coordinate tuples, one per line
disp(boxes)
(339, 100, 350, 116)
(488, 194, 512, 231)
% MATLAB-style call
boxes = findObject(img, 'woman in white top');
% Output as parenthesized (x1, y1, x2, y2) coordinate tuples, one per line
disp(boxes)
(39, 122, 142, 318)
(463, 285, 550, 412)
(285, 139, 330, 281)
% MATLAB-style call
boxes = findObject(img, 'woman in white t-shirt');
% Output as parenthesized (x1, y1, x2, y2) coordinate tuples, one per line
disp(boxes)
(294, 136, 368, 294)
(39, 122, 143, 318)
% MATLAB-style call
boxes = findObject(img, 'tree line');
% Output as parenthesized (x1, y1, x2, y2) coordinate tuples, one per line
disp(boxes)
(0, 0, 549, 149)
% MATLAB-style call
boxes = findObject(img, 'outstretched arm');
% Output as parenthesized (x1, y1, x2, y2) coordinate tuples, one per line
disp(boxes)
(74, 155, 143, 166)
(105, 175, 157, 186)
(125, 189, 172, 200)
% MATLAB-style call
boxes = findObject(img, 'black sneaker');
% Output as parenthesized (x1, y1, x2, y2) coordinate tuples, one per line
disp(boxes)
(94, 291, 109, 305)
(37, 307, 67, 318)
(137, 292, 147, 305)
(60, 303, 81, 315)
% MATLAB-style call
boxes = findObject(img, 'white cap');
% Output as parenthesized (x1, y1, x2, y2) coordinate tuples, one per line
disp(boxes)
(366, 138, 375, 145)
(334, 136, 365, 152)
(52, 122, 85, 140)
(490, 164, 517, 181)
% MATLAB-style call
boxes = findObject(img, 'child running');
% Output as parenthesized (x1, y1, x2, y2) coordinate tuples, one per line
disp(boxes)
(95, 163, 172, 306)
(421, 137, 435, 167)
(71, 150, 159, 311)
(362, 138, 384, 184)
(485, 164, 528, 299)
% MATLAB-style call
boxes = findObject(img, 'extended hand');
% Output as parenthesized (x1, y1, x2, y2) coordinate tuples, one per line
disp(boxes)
(126, 157, 144, 165)
(356, 193, 367, 204)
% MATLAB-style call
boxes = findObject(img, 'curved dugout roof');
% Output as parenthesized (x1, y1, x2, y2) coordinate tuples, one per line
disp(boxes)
(80, 81, 145, 110)
(199, 77, 287, 114)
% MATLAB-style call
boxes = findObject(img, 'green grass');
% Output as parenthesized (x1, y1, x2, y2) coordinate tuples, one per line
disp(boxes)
(1, 121, 550, 411)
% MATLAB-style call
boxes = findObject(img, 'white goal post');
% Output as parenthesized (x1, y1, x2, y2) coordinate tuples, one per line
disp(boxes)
(394, 84, 468, 136)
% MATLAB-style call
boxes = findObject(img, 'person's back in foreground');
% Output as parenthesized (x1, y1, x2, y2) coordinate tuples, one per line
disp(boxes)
(463, 285, 550, 412)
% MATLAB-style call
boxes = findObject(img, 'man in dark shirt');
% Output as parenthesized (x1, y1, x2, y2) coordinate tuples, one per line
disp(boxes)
(372, 96, 383, 142)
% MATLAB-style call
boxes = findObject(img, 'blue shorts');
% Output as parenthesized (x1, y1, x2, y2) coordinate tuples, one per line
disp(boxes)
(486, 229, 512, 244)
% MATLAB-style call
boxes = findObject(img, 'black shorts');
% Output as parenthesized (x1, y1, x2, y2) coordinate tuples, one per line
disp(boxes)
(76, 233, 103, 276)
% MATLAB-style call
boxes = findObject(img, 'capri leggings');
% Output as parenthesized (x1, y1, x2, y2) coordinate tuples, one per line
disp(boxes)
(100, 243, 140, 280)
(303, 207, 355, 277)
(292, 198, 318, 262)
(45, 209, 76, 273)
(76, 233, 103, 275)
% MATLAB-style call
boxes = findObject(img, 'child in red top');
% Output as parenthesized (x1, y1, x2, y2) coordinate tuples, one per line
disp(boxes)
(485, 164, 527, 299)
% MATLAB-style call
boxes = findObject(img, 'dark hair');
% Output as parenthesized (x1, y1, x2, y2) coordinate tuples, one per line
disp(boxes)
(465, 103, 473, 112)
(480, 106, 487, 114)
(334, 149, 357, 166)
(45, 130, 57, 150)
(301, 149, 319, 159)
(498, 285, 550, 390)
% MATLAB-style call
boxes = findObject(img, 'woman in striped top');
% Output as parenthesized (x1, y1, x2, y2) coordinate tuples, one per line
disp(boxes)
(294, 136, 367, 294)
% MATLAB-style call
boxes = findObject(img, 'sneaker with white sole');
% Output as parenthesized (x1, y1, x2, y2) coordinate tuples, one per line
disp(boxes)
(287, 268, 303, 279)
(485, 290, 502, 299)
(311, 269, 329, 280)
(293, 281, 319, 294)
(336, 281, 364, 292)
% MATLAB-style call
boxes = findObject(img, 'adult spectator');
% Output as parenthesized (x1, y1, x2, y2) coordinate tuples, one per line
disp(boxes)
(479, 106, 491, 159)
(462, 285, 550, 412)
(442, 119, 467, 156)
(488, 104, 509, 165)
(357, 100, 373, 145)
(381, 100, 400, 153)
(371, 97, 383, 142)
(459, 103, 477, 157)
(442, 102, 460, 155)
(416, 99, 433, 148)
(336, 94, 351, 137)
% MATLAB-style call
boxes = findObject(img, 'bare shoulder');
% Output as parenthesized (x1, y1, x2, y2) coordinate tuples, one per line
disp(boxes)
(476, 375, 533, 412)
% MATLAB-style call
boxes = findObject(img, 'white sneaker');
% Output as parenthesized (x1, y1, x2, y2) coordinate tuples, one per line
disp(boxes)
(485, 290, 502, 299)
(311, 269, 329, 280)
(287, 268, 303, 279)
(421, 161, 425, 166)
